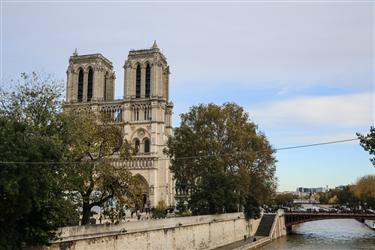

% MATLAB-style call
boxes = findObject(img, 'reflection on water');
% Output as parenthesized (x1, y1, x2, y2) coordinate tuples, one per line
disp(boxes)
(263, 219, 375, 250)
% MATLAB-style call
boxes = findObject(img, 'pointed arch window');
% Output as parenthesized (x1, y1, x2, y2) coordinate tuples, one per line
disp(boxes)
(77, 69, 84, 102)
(134, 138, 140, 153)
(133, 106, 140, 121)
(87, 68, 93, 101)
(144, 138, 150, 154)
(145, 64, 151, 98)
(136, 65, 141, 98)
(103, 72, 108, 101)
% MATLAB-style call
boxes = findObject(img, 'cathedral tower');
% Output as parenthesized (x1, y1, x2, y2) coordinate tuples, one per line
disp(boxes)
(65, 43, 174, 208)
(66, 50, 116, 103)
(122, 41, 174, 207)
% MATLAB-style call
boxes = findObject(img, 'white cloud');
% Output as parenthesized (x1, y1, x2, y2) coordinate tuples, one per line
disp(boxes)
(3, 2, 374, 94)
(249, 92, 374, 128)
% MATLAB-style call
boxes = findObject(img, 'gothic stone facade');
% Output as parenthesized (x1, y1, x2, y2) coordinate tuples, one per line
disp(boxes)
(64, 42, 174, 207)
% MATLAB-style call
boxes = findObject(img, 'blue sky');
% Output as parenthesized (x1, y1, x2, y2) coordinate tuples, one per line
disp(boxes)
(1, 1, 374, 191)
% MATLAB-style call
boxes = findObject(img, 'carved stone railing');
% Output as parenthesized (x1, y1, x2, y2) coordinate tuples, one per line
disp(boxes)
(112, 156, 157, 169)
(98, 103, 123, 123)
(63, 100, 124, 123)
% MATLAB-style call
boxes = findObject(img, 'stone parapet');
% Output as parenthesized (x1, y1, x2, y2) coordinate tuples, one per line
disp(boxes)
(32, 213, 262, 250)
(112, 157, 157, 169)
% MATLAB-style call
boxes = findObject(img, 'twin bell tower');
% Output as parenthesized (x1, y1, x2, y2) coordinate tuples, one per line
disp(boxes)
(65, 42, 174, 208)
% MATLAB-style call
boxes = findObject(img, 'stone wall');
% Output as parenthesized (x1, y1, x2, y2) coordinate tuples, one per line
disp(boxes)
(270, 210, 287, 240)
(35, 213, 261, 250)
(228, 210, 287, 250)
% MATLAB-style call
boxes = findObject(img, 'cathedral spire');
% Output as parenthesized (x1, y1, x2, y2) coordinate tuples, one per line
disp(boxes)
(152, 40, 158, 49)
(73, 48, 78, 56)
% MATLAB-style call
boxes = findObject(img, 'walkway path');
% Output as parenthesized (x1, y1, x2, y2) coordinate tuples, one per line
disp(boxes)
(214, 236, 266, 250)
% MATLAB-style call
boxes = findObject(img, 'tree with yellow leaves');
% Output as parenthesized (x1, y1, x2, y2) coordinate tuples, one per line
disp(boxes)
(351, 175, 375, 209)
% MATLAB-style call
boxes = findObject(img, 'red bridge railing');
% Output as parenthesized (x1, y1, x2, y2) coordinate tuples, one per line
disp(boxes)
(284, 212, 375, 226)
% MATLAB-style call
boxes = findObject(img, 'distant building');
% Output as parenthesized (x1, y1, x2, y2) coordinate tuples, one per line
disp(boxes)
(335, 185, 346, 190)
(276, 191, 299, 196)
(296, 187, 328, 195)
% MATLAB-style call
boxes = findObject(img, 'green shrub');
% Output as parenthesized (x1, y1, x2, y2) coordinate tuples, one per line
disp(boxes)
(152, 201, 167, 219)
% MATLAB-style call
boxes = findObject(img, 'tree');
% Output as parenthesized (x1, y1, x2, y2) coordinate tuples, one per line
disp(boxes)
(351, 175, 375, 209)
(318, 191, 329, 204)
(311, 192, 320, 202)
(166, 103, 277, 218)
(328, 195, 338, 204)
(152, 200, 168, 219)
(0, 73, 79, 248)
(336, 185, 358, 207)
(62, 110, 137, 225)
(318, 186, 358, 207)
(357, 127, 375, 168)
(274, 193, 296, 207)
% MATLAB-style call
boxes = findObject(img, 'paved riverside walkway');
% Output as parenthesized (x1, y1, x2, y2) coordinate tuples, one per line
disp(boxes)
(214, 236, 269, 250)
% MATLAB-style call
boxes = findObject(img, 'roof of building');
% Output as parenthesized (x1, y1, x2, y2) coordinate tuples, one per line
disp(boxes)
(70, 50, 113, 67)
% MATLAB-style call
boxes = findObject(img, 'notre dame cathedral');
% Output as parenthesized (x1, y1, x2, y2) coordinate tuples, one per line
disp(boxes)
(64, 41, 175, 208)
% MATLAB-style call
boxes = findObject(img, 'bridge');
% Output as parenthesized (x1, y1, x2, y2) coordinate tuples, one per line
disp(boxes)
(284, 212, 375, 229)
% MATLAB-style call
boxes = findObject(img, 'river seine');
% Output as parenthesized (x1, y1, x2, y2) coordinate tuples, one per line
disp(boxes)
(264, 219, 375, 249)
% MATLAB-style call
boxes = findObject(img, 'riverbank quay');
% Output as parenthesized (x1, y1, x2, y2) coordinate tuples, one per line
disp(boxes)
(27, 212, 266, 250)
(214, 210, 287, 250)
(214, 236, 269, 250)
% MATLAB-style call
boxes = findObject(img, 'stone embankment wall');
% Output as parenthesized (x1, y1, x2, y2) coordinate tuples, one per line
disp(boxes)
(230, 210, 287, 250)
(270, 210, 287, 240)
(37, 213, 261, 250)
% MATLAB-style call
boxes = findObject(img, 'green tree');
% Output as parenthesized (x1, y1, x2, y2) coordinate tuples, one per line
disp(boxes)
(274, 193, 296, 207)
(166, 103, 276, 218)
(152, 200, 167, 219)
(0, 73, 79, 248)
(318, 186, 358, 207)
(357, 127, 375, 168)
(336, 185, 358, 207)
(62, 110, 137, 225)
(318, 189, 338, 205)
(328, 195, 338, 204)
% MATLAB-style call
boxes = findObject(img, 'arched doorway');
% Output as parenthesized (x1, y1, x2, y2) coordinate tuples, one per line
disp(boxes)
(132, 174, 150, 211)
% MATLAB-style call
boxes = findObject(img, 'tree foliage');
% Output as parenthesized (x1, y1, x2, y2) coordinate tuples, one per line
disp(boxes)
(274, 193, 297, 207)
(318, 185, 358, 206)
(0, 73, 139, 248)
(336, 186, 358, 206)
(152, 200, 167, 219)
(351, 175, 375, 208)
(357, 127, 375, 168)
(166, 103, 277, 218)
(0, 73, 79, 248)
(62, 110, 136, 225)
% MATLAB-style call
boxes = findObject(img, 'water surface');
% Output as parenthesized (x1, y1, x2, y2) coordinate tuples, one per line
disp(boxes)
(264, 219, 375, 249)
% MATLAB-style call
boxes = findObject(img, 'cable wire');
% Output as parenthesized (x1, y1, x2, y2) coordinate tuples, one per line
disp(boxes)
(0, 137, 361, 165)
(275, 138, 359, 151)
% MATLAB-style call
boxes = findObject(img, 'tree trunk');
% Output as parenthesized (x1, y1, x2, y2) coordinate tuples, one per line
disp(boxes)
(81, 202, 92, 225)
